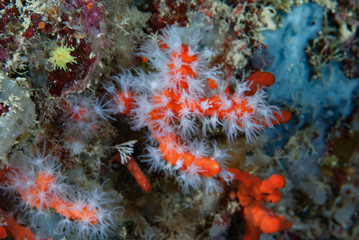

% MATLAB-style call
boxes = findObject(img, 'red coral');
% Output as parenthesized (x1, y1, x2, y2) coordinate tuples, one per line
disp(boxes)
(111, 154, 151, 192)
(125, 156, 151, 192)
(227, 168, 291, 240)
(105, 26, 292, 192)
(0, 209, 39, 240)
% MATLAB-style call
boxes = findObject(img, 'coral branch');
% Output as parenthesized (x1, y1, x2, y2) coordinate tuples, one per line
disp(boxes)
(0, 209, 40, 240)
(0, 147, 116, 239)
(125, 156, 151, 192)
(227, 168, 291, 240)
(106, 25, 291, 192)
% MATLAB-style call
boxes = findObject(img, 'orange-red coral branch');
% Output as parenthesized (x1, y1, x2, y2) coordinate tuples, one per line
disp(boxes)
(227, 168, 291, 240)
(125, 156, 151, 192)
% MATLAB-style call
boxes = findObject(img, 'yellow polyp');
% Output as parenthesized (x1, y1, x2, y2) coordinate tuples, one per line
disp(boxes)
(50, 44, 77, 71)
